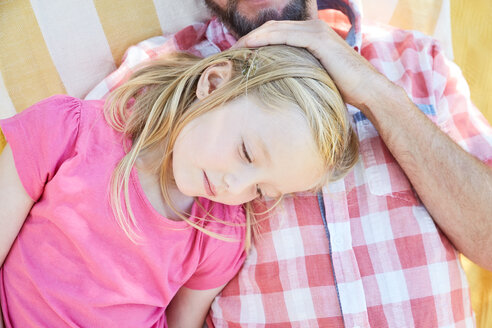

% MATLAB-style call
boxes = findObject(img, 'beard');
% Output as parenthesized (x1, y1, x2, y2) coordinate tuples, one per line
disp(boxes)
(204, 0, 309, 37)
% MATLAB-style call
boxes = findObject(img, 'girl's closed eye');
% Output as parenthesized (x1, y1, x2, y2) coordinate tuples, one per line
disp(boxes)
(241, 140, 252, 163)
(241, 139, 263, 197)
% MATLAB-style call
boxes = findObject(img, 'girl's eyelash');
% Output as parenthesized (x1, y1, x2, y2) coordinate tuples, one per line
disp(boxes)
(242, 140, 262, 197)
(242, 141, 252, 163)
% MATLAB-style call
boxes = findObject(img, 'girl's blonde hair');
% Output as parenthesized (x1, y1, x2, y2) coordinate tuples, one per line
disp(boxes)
(105, 45, 359, 249)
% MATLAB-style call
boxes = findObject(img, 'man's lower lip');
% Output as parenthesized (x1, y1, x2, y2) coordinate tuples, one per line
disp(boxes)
(243, 0, 271, 8)
(203, 171, 216, 197)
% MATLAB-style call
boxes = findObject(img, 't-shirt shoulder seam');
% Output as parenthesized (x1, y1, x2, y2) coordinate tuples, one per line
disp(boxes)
(64, 96, 83, 158)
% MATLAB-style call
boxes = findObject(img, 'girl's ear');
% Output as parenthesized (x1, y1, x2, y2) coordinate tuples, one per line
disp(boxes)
(196, 61, 233, 100)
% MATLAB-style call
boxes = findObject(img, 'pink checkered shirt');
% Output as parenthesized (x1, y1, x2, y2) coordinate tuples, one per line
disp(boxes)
(87, 1, 492, 326)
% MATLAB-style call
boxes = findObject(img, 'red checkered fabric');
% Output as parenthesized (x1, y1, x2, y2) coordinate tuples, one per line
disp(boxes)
(87, 1, 492, 326)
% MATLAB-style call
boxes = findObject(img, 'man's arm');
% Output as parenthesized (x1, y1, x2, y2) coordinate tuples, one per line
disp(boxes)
(360, 79, 492, 269)
(234, 20, 492, 270)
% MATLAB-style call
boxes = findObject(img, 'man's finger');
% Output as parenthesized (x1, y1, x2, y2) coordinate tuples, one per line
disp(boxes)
(233, 20, 311, 48)
(233, 19, 342, 49)
(235, 28, 311, 49)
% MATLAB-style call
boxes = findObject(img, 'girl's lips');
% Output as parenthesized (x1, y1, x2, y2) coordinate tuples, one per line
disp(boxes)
(203, 171, 216, 197)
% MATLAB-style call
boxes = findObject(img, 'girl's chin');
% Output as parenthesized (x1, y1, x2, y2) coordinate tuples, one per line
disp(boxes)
(209, 197, 249, 206)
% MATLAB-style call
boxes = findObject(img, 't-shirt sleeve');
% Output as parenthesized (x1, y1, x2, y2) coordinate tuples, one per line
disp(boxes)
(0, 95, 81, 201)
(185, 205, 247, 290)
(431, 41, 492, 167)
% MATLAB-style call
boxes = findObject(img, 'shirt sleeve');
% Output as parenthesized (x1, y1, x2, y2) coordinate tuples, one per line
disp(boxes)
(185, 205, 247, 290)
(0, 95, 81, 201)
(431, 41, 492, 167)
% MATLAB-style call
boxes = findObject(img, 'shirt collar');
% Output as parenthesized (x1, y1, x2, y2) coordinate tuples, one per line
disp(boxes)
(317, 0, 362, 50)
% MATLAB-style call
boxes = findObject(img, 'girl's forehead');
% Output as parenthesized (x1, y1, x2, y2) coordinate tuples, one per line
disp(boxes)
(232, 95, 306, 123)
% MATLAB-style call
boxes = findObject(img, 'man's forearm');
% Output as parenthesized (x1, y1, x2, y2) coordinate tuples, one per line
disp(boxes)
(362, 80, 492, 270)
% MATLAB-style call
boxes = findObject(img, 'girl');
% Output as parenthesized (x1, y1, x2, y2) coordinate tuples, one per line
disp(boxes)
(0, 46, 358, 327)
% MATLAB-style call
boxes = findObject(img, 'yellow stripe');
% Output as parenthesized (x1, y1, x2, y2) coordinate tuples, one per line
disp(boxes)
(453, 1, 492, 326)
(461, 256, 492, 328)
(0, 130, 5, 152)
(451, 0, 492, 124)
(389, 0, 443, 36)
(0, 0, 66, 112)
(93, 0, 163, 65)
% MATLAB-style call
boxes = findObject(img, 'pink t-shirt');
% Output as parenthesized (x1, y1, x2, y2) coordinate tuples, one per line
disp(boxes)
(0, 95, 246, 328)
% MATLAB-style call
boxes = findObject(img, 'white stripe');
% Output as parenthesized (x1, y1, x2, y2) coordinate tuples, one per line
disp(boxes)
(337, 280, 369, 314)
(361, 0, 399, 25)
(284, 288, 317, 321)
(433, 0, 454, 60)
(153, 0, 210, 35)
(30, 0, 116, 98)
(272, 226, 305, 261)
(236, 246, 267, 324)
(0, 71, 17, 119)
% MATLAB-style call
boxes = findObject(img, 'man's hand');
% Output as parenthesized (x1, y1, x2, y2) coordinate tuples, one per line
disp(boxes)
(233, 19, 388, 111)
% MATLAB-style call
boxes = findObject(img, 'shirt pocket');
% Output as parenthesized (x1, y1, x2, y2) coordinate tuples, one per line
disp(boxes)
(351, 104, 436, 199)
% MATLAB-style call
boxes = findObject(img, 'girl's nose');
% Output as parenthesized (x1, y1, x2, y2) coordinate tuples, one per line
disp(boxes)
(223, 169, 257, 196)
